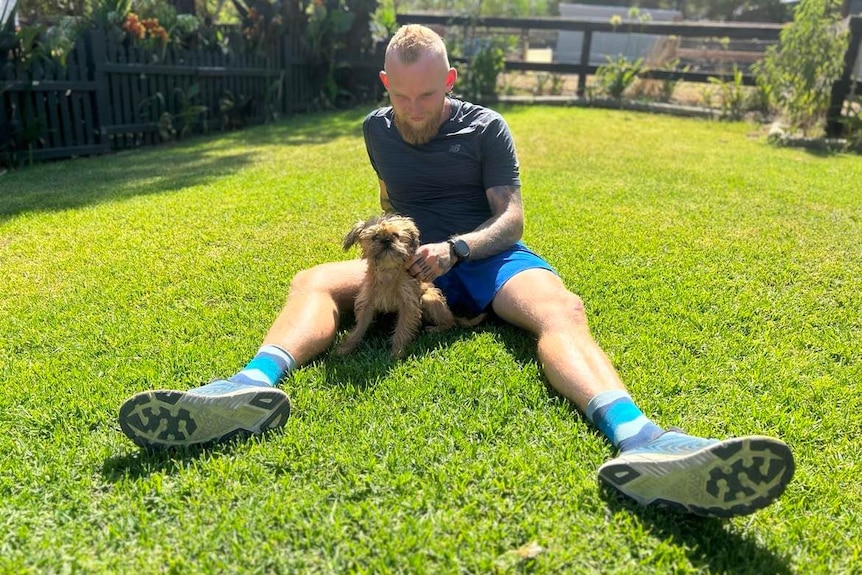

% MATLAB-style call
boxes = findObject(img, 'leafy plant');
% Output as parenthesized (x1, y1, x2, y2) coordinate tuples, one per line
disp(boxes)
(304, 0, 356, 109)
(232, 0, 284, 54)
(656, 58, 688, 102)
(839, 83, 862, 152)
(595, 54, 643, 100)
(752, 0, 848, 135)
(460, 39, 505, 103)
(91, 0, 133, 29)
(369, 0, 397, 45)
(139, 83, 208, 140)
(0, 0, 19, 64)
(708, 64, 747, 121)
(535, 71, 550, 95)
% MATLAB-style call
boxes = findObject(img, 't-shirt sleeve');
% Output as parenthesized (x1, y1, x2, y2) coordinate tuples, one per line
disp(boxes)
(481, 114, 521, 190)
(362, 113, 381, 178)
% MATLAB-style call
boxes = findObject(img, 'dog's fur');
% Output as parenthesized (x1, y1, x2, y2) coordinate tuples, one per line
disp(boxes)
(338, 214, 476, 358)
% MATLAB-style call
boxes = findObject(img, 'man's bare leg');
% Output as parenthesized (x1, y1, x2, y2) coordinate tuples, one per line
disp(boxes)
(119, 260, 367, 449)
(492, 269, 794, 517)
(262, 260, 368, 364)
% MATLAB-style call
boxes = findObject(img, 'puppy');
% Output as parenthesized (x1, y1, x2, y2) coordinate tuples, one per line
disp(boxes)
(337, 214, 461, 359)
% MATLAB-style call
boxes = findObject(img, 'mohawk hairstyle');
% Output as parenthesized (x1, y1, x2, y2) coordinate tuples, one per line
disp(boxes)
(385, 24, 450, 68)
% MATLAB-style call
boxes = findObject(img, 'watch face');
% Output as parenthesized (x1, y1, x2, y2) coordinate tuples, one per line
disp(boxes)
(453, 239, 470, 260)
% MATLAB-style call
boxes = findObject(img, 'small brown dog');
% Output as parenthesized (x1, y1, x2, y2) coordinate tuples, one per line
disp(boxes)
(338, 214, 469, 358)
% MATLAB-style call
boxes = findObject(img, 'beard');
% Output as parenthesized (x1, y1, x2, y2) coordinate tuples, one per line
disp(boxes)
(394, 108, 443, 146)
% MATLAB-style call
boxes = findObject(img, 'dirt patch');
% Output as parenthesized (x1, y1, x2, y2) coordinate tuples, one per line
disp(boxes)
(497, 71, 754, 108)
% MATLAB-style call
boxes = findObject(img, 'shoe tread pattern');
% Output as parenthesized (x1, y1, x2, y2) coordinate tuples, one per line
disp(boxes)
(119, 389, 291, 449)
(600, 436, 795, 518)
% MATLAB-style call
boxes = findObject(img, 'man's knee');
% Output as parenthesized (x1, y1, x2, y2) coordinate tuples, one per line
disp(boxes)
(289, 264, 336, 295)
(287, 260, 365, 309)
(555, 291, 588, 326)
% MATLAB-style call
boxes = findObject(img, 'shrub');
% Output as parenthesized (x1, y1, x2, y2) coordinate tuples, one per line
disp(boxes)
(753, 0, 848, 135)
(460, 40, 505, 103)
(594, 55, 643, 100)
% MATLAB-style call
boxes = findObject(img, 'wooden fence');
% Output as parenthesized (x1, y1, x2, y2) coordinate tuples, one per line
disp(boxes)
(3, 13, 862, 165)
(398, 12, 862, 134)
(0, 24, 382, 166)
(397, 13, 784, 93)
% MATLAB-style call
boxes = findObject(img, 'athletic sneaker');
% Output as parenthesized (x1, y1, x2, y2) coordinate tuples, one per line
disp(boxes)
(118, 379, 292, 449)
(598, 430, 795, 518)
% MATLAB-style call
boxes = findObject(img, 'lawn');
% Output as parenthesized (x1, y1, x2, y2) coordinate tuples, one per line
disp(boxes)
(1, 105, 860, 574)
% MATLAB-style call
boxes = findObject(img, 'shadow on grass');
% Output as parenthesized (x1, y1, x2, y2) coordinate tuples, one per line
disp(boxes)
(0, 109, 370, 223)
(599, 482, 793, 574)
(485, 318, 794, 573)
(313, 312, 484, 394)
(0, 146, 256, 223)
(101, 430, 279, 482)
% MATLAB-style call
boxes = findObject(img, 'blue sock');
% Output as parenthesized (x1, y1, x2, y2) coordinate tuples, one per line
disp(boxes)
(229, 344, 296, 387)
(585, 390, 664, 452)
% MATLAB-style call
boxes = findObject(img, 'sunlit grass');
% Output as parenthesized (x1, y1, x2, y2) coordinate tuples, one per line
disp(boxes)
(0, 106, 860, 573)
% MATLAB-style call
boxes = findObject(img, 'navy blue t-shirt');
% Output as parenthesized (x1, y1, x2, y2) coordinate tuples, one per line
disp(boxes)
(363, 98, 521, 244)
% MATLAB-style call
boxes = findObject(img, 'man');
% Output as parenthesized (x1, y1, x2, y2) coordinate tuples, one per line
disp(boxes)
(119, 25, 794, 518)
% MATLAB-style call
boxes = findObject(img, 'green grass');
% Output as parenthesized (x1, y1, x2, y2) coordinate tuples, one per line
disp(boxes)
(1, 106, 861, 574)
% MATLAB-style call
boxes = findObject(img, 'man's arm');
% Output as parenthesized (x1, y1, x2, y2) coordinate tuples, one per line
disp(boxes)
(452, 184, 524, 261)
(407, 184, 524, 281)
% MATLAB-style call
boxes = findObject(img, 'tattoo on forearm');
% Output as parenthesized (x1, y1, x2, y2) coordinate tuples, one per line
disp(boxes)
(464, 185, 524, 259)
(487, 185, 520, 214)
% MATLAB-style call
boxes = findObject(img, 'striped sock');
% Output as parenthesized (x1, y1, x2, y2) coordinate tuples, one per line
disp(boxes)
(229, 344, 296, 388)
(585, 390, 664, 452)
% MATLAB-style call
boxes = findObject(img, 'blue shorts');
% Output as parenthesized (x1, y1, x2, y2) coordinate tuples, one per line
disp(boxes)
(434, 242, 557, 316)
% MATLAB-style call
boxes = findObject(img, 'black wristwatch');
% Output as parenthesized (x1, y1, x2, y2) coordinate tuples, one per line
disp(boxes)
(447, 238, 470, 265)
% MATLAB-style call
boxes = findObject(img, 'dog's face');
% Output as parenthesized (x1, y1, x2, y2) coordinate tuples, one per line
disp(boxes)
(343, 215, 420, 270)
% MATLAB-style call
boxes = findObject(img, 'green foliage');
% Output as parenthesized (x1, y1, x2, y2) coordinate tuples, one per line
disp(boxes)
(708, 64, 747, 121)
(752, 0, 848, 135)
(304, 0, 357, 108)
(91, 0, 133, 28)
(839, 85, 862, 152)
(138, 83, 208, 141)
(568, 0, 791, 21)
(396, 0, 554, 18)
(0, 0, 52, 69)
(369, 0, 397, 44)
(459, 40, 505, 103)
(594, 54, 643, 100)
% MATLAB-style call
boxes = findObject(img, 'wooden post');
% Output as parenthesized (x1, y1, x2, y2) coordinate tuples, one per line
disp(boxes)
(576, 28, 592, 98)
(88, 30, 113, 154)
(826, 15, 862, 137)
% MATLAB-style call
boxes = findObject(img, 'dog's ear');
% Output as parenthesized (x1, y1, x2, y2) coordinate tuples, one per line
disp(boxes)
(342, 219, 368, 251)
(343, 215, 384, 251)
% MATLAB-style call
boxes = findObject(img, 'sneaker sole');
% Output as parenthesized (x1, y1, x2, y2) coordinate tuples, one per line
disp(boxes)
(118, 387, 292, 449)
(598, 435, 795, 518)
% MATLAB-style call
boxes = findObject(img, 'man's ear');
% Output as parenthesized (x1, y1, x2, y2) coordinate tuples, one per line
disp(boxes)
(379, 71, 389, 90)
(445, 67, 457, 92)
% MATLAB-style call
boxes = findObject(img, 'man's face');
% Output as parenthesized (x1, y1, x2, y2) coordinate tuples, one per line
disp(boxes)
(380, 52, 456, 146)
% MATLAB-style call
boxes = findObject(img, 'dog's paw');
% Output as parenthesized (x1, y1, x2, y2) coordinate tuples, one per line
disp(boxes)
(424, 325, 451, 334)
(336, 342, 356, 356)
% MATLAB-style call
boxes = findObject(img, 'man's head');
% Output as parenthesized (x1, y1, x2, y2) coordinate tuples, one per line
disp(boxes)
(380, 25, 457, 146)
